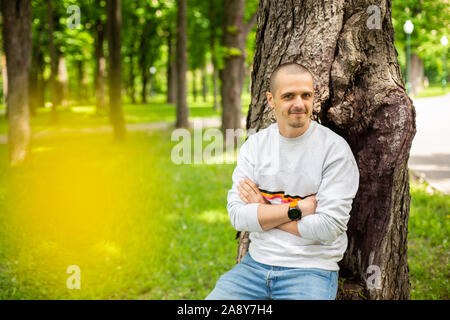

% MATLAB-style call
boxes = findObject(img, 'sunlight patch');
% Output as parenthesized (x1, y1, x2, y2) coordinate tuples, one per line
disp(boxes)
(197, 210, 228, 224)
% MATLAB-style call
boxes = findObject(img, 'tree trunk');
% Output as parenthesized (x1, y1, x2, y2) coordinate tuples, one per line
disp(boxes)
(128, 53, 136, 104)
(220, 0, 256, 133)
(142, 71, 148, 104)
(2, 55, 8, 106)
(212, 61, 219, 111)
(209, 1, 219, 111)
(107, 0, 126, 140)
(138, 30, 148, 104)
(1, 0, 32, 166)
(29, 47, 39, 117)
(175, 0, 189, 128)
(47, 0, 58, 123)
(410, 54, 423, 96)
(77, 60, 85, 104)
(167, 29, 177, 104)
(58, 55, 68, 108)
(238, 0, 415, 300)
(192, 69, 197, 102)
(94, 18, 106, 113)
(220, 0, 245, 132)
(29, 31, 46, 114)
(202, 64, 207, 103)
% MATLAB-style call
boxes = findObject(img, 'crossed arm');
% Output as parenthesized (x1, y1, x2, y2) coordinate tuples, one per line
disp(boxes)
(237, 177, 317, 237)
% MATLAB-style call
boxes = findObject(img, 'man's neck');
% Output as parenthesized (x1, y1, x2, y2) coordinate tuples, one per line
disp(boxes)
(278, 119, 311, 138)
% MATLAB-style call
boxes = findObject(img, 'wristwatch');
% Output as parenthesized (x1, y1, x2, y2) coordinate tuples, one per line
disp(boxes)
(288, 199, 302, 221)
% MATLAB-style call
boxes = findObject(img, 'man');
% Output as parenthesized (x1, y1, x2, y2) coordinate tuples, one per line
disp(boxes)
(205, 62, 360, 300)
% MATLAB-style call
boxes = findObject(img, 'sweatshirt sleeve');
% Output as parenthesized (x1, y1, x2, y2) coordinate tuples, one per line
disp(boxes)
(226, 136, 264, 233)
(297, 139, 359, 243)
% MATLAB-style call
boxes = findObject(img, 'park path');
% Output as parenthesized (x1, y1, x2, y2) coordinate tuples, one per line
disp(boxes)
(408, 93, 450, 194)
(1, 95, 449, 193)
(0, 117, 226, 145)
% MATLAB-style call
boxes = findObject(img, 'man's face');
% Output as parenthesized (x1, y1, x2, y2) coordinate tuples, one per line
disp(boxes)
(266, 72, 314, 129)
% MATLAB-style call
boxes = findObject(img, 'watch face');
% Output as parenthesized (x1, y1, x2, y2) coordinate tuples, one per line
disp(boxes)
(288, 207, 301, 220)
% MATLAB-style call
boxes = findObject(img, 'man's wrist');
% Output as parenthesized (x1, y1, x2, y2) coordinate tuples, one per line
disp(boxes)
(257, 202, 290, 231)
(297, 199, 314, 217)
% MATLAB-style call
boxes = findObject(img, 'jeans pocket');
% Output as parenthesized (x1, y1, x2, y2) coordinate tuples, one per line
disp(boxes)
(308, 268, 332, 281)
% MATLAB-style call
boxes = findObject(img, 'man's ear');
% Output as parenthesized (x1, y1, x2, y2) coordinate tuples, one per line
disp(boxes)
(266, 91, 274, 109)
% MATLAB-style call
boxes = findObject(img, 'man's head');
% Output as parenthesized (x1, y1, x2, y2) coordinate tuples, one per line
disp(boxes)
(266, 63, 314, 134)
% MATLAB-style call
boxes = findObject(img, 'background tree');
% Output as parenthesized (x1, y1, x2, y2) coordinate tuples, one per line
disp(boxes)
(29, 1, 47, 116)
(219, 0, 257, 133)
(1, 0, 32, 165)
(239, 0, 416, 300)
(165, 10, 177, 104)
(208, 0, 223, 110)
(122, 0, 139, 104)
(107, 0, 126, 140)
(47, 0, 59, 123)
(187, 0, 209, 104)
(175, 0, 188, 128)
(392, 1, 450, 87)
(137, 1, 163, 103)
(94, 4, 107, 113)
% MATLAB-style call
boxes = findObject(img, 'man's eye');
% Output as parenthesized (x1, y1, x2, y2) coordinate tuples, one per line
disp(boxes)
(284, 94, 293, 99)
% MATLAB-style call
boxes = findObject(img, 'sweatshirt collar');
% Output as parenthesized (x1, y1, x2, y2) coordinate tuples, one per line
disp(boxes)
(274, 120, 316, 144)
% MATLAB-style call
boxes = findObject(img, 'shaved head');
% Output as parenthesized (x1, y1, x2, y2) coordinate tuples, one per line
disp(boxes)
(269, 63, 314, 94)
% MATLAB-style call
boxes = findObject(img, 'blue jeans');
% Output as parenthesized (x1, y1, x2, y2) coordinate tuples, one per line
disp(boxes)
(205, 252, 338, 300)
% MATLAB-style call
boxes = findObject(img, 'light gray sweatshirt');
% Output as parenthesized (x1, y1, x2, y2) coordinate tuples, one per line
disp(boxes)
(227, 120, 359, 271)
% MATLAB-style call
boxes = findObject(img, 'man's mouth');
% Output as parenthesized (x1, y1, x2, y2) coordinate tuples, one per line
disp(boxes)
(289, 110, 306, 115)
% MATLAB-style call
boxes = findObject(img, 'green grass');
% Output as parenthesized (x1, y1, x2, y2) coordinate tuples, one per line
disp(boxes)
(0, 126, 240, 299)
(0, 93, 252, 135)
(413, 85, 450, 98)
(0, 131, 176, 299)
(408, 179, 449, 299)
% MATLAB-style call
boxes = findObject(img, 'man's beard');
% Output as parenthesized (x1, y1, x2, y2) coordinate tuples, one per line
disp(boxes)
(288, 120, 307, 128)
(287, 107, 309, 128)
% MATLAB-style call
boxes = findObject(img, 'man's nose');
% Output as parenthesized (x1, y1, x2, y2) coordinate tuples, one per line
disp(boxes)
(292, 95, 304, 108)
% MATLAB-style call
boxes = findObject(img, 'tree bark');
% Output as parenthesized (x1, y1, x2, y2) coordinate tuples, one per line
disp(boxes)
(107, 0, 126, 140)
(410, 54, 423, 96)
(58, 55, 68, 108)
(2, 55, 8, 107)
(1, 0, 32, 166)
(128, 54, 136, 104)
(77, 60, 86, 104)
(167, 29, 177, 104)
(142, 70, 148, 103)
(94, 17, 106, 113)
(209, 1, 219, 111)
(192, 69, 197, 102)
(220, 0, 256, 134)
(31, 43, 46, 112)
(201, 64, 207, 103)
(138, 28, 148, 104)
(238, 0, 415, 300)
(47, 0, 58, 123)
(175, 0, 189, 128)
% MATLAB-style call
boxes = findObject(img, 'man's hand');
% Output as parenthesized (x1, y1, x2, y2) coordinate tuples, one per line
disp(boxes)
(276, 195, 317, 237)
(237, 177, 270, 205)
(237, 177, 318, 234)
(298, 194, 317, 218)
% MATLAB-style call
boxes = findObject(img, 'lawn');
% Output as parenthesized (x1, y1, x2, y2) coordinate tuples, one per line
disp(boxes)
(413, 85, 450, 99)
(408, 178, 449, 299)
(0, 129, 241, 299)
(0, 102, 448, 300)
(0, 94, 252, 135)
